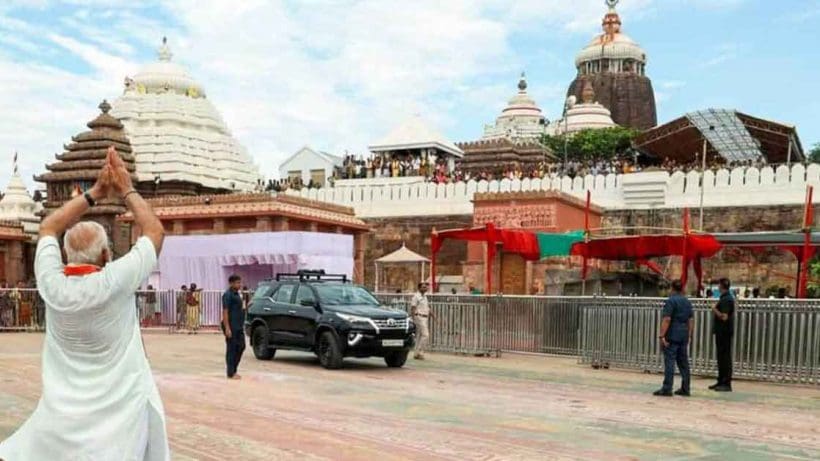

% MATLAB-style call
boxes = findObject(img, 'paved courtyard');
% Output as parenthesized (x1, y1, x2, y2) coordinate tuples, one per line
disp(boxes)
(0, 333, 817, 460)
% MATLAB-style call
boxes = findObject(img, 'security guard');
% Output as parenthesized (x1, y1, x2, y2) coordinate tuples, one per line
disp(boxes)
(410, 282, 432, 360)
(654, 280, 694, 397)
(710, 278, 735, 392)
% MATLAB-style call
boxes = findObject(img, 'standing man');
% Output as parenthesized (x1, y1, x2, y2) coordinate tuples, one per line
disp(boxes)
(711, 278, 735, 392)
(410, 282, 432, 360)
(145, 284, 159, 326)
(186, 283, 201, 334)
(0, 146, 169, 460)
(175, 284, 187, 331)
(654, 280, 694, 397)
(222, 274, 246, 379)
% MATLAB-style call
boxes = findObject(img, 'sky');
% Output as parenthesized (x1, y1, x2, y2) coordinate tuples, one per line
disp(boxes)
(1, 0, 818, 190)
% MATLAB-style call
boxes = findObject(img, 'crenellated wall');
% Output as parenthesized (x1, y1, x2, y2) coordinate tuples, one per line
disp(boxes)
(288, 164, 820, 218)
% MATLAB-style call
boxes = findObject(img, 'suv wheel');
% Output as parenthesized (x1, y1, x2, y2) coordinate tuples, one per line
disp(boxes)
(252, 325, 275, 360)
(384, 350, 408, 368)
(317, 331, 343, 369)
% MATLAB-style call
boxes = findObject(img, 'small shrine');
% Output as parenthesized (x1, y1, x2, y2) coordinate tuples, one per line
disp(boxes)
(35, 100, 138, 256)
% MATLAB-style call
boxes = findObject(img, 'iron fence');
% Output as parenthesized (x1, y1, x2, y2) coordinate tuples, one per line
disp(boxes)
(579, 297, 820, 385)
(3, 288, 817, 384)
(0, 289, 248, 331)
(377, 293, 819, 385)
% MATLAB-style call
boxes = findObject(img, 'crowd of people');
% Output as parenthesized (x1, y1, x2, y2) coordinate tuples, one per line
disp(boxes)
(269, 153, 783, 192)
(0, 281, 44, 329)
(135, 284, 253, 333)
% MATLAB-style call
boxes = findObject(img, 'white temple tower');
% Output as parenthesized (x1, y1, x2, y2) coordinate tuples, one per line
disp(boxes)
(111, 38, 261, 196)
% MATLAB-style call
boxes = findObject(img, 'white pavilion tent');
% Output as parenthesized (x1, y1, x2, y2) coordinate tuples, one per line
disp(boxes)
(374, 243, 430, 293)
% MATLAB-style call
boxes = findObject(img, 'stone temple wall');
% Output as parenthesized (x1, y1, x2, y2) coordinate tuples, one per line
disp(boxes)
(361, 204, 811, 296)
(566, 73, 657, 130)
(363, 214, 472, 293)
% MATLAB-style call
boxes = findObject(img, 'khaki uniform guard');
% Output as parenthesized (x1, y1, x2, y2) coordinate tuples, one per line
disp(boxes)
(410, 283, 431, 360)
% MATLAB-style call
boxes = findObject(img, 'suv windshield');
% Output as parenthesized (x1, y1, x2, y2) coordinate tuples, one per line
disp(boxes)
(314, 284, 380, 306)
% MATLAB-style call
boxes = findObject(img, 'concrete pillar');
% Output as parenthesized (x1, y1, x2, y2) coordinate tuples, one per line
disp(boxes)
(172, 220, 184, 235)
(213, 218, 226, 234)
(308, 222, 319, 232)
(256, 217, 272, 232)
(335, 226, 344, 234)
(273, 217, 289, 231)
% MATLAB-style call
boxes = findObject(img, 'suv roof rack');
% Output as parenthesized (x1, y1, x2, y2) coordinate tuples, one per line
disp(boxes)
(275, 270, 348, 283)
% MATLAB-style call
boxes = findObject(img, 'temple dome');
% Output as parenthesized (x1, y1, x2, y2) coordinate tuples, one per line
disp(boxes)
(549, 80, 617, 134)
(482, 72, 547, 142)
(0, 157, 40, 236)
(574, 1, 647, 71)
(111, 38, 260, 194)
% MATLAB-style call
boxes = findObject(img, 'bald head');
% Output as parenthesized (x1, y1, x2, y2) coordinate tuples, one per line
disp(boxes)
(64, 221, 110, 266)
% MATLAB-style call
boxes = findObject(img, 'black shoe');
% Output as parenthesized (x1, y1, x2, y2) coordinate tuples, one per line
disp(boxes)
(653, 389, 673, 397)
(708, 383, 720, 390)
(713, 385, 732, 392)
(674, 389, 691, 396)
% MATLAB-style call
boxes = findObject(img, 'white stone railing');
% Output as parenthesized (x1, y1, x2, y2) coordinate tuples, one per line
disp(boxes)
(286, 164, 820, 218)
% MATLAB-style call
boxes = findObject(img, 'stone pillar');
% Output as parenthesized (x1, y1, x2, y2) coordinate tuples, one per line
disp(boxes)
(256, 217, 272, 232)
(354, 232, 366, 284)
(213, 218, 226, 234)
(308, 222, 319, 232)
(172, 220, 184, 235)
(335, 226, 344, 234)
(273, 217, 289, 232)
(7, 241, 24, 284)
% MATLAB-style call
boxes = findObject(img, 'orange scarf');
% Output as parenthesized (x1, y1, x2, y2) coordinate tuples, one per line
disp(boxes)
(63, 264, 101, 276)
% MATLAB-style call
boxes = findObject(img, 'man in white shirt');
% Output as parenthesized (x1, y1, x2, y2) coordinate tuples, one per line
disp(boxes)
(0, 147, 170, 460)
(410, 282, 432, 360)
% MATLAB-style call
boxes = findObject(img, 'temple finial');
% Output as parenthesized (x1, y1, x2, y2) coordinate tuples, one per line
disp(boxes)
(518, 72, 527, 91)
(158, 36, 172, 61)
(99, 99, 111, 114)
(606, 0, 619, 12)
(13, 151, 18, 175)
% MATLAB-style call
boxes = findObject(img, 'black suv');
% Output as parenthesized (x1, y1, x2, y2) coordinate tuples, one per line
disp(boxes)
(245, 271, 415, 369)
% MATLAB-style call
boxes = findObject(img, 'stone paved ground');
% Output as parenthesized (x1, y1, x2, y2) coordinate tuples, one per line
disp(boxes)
(0, 333, 818, 461)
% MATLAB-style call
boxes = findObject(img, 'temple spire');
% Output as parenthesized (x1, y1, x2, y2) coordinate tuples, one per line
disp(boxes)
(13, 151, 18, 175)
(157, 36, 172, 61)
(518, 72, 527, 92)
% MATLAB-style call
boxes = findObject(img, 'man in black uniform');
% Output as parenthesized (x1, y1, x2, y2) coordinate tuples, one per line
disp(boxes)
(222, 274, 246, 380)
(654, 280, 694, 397)
(711, 278, 735, 392)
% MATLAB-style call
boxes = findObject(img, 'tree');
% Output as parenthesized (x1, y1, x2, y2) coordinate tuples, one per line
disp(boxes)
(541, 126, 639, 162)
(808, 143, 820, 163)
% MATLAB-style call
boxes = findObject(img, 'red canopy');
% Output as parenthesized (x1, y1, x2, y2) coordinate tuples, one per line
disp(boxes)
(570, 234, 723, 289)
(570, 234, 722, 260)
(431, 224, 540, 292)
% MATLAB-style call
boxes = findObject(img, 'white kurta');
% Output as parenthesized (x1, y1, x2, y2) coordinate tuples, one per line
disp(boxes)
(0, 236, 170, 461)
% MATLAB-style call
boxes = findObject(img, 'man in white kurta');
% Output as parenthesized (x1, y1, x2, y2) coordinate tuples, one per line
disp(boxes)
(0, 147, 169, 460)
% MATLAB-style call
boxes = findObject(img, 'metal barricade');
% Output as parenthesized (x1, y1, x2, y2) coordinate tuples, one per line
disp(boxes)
(578, 297, 820, 385)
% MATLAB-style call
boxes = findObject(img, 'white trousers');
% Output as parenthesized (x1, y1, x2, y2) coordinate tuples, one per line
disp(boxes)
(414, 315, 429, 354)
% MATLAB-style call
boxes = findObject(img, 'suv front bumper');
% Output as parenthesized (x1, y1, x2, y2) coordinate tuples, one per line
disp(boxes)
(342, 330, 415, 358)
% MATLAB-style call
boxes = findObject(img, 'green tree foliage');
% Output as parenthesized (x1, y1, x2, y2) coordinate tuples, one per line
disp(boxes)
(541, 126, 640, 162)
(808, 143, 820, 163)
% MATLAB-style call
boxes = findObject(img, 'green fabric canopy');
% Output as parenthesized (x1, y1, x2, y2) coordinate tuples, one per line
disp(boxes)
(536, 231, 585, 259)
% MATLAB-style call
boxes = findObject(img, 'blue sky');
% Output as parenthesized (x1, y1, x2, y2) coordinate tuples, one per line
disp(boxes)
(0, 0, 818, 189)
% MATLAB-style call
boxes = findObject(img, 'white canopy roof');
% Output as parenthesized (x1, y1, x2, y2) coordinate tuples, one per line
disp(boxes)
(376, 244, 430, 263)
(369, 115, 463, 158)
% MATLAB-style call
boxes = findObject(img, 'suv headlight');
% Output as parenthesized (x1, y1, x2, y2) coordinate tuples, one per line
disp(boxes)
(336, 313, 371, 325)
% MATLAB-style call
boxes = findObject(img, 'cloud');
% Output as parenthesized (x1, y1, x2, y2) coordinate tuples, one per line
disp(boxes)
(0, 0, 659, 189)
(701, 43, 739, 68)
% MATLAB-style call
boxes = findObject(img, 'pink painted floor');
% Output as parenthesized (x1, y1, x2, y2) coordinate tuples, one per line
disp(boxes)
(1, 333, 818, 460)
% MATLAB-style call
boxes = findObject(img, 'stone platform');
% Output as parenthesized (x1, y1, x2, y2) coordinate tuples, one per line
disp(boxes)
(0, 333, 817, 460)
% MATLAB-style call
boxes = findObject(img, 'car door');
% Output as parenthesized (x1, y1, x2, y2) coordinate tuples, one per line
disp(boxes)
(291, 284, 321, 348)
(268, 283, 296, 344)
